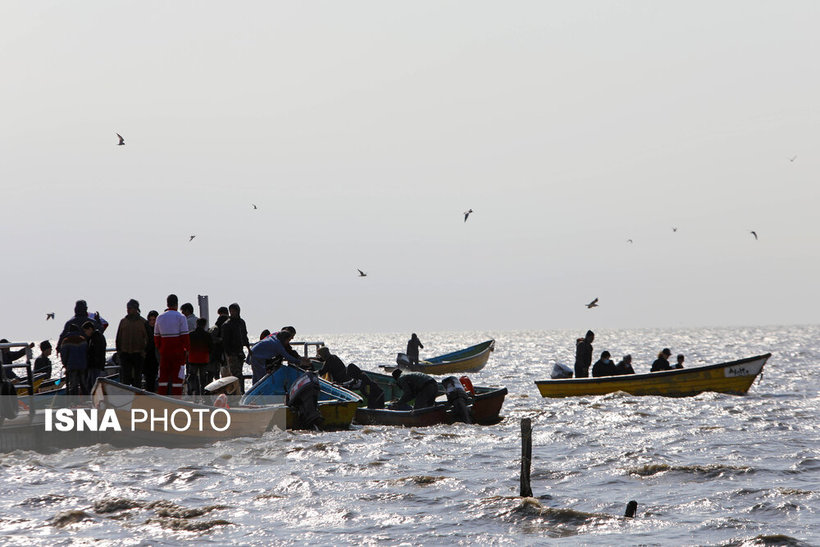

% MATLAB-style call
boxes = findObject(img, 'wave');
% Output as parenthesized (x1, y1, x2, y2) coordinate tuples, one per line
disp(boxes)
(718, 534, 813, 547)
(628, 463, 755, 478)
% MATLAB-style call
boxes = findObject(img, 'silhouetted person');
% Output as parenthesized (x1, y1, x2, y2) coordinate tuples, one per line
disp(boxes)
(651, 348, 673, 372)
(34, 341, 53, 378)
(180, 302, 197, 333)
(221, 303, 250, 392)
(392, 369, 438, 410)
(407, 333, 424, 366)
(574, 330, 595, 378)
(614, 354, 636, 375)
(344, 363, 385, 409)
(211, 306, 229, 378)
(115, 299, 148, 388)
(316, 346, 349, 384)
(60, 324, 88, 396)
(83, 321, 107, 393)
(144, 310, 160, 392)
(675, 354, 685, 369)
(592, 350, 617, 377)
(0, 339, 34, 380)
(187, 318, 213, 396)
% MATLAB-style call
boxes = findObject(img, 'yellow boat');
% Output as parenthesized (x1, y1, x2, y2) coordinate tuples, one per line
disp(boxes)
(535, 353, 771, 398)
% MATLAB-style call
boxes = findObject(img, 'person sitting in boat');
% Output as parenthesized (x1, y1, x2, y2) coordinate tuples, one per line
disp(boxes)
(406, 333, 424, 366)
(675, 354, 685, 369)
(592, 351, 618, 377)
(391, 369, 438, 410)
(34, 340, 53, 379)
(343, 362, 385, 409)
(614, 354, 636, 375)
(574, 330, 594, 378)
(248, 329, 309, 384)
(651, 348, 673, 372)
(315, 346, 350, 385)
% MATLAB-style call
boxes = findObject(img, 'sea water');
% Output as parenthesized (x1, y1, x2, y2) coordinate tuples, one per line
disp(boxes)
(1, 326, 818, 545)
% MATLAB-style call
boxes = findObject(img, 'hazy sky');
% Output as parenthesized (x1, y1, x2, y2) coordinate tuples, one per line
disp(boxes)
(2, 2, 818, 342)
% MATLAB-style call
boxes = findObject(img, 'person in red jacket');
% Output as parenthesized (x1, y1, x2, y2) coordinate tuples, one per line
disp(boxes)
(187, 317, 213, 396)
(154, 294, 190, 396)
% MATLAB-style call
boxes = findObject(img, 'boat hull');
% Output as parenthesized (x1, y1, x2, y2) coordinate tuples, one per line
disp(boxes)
(91, 378, 284, 448)
(381, 339, 495, 375)
(534, 354, 771, 398)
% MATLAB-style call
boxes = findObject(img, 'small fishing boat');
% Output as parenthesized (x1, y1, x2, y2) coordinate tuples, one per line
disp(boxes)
(380, 339, 495, 375)
(534, 353, 771, 398)
(351, 370, 507, 427)
(91, 378, 285, 447)
(240, 364, 361, 430)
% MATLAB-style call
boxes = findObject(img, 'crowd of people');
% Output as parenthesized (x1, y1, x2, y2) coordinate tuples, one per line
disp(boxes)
(574, 330, 686, 378)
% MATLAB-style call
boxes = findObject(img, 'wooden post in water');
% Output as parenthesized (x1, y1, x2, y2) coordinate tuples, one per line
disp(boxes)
(624, 500, 638, 518)
(520, 418, 533, 497)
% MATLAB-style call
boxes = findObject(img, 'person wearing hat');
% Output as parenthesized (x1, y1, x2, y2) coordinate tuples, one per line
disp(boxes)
(651, 348, 674, 372)
(391, 369, 438, 410)
(56, 299, 104, 358)
(591, 350, 617, 377)
(115, 298, 149, 388)
(574, 330, 595, 378)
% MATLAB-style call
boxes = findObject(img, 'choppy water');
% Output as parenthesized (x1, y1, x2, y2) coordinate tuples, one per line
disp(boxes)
(1, 326, 818, 546)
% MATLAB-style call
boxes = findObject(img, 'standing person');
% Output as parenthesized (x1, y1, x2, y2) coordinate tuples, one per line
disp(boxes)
(115, 299, 148, 388)
(675, 354, 685, 369)
(651, 348, 673, 372)
(34, 341, 53, 378)
(187, 318, 212, 396)
(406, 333, 424, 366)
(83, 321, 107, 393)
(574, 330, 595, 378)
(391, 369, 438, 410)
(210, 306, 229, 380)
(221, 303, 250, 392)
(143, 310, 160, 392)
(59, 324, 88, 396)
(154, 294, 190, 396)
(180, 302, 198, 333)
(56, 300, 103, 357)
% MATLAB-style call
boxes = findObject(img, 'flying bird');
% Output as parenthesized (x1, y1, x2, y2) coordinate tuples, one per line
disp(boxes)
(357, 269, 367, 277)
(627, 239, 633, 244)
(789, 155, 797, 162)
(463, 209, 473, 222)
(189, 235, 196, 242)
(750, 231, 758, 240)
(252, 204, 258, 210)
(672, 227, 678, 232)
(586, 298, 599, 309)
(116, 133, 125, 146)
(46, 313, 55, 320)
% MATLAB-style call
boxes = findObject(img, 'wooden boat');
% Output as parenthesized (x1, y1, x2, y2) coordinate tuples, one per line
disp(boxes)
(352, 370, 507, 426)
(240, 365, 361, 430)
(91, 378, 285, 447)
(380, 339, 495, 375)
(534, 353, 771, 398)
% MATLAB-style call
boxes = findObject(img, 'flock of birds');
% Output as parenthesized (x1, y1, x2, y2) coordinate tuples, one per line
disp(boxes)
(110, 132, 775, 318)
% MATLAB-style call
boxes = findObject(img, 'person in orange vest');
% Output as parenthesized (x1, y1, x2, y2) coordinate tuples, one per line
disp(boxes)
(154, 294, 190, 396)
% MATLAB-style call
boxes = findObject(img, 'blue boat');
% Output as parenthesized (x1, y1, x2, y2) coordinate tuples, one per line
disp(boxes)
(241, 364, 361, 429)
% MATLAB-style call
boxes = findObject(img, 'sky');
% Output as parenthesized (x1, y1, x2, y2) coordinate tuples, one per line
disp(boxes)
(1, 1, 818, 342)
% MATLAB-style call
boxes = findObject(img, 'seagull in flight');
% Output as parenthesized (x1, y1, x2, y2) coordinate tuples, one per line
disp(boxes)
(46, 313, 55, 320)
(750, 231, 758, 240)
(789, 155, 797, 162)
(627, 239, 633, 244)
(252, 204, 258, 210)
(672, 227, 678, 232)
(463, 209, 473, 222)
(586, 298, 599, 309)
(189, 235, 196, 242)
(357, 269, 367, 277)
(116, 133, 125, 146)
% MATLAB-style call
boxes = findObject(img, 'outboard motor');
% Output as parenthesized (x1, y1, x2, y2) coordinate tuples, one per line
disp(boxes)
(395, 353, 411, 368)
(442, 376, 472, 424)
(550, 362, 574, 379)
(287, 371, 323, 429)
